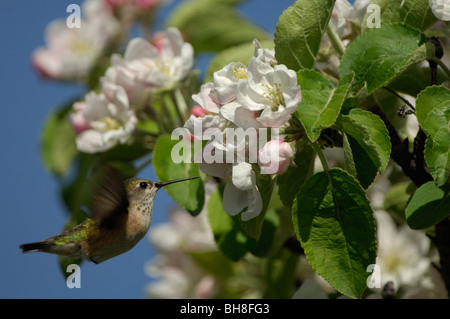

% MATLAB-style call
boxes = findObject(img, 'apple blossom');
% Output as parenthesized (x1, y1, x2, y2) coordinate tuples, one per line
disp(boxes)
(75, 83, 137, 153)
(237, 57, 302, 127)
(192, 82, 222, 114)
(32, 0, 120, 81)
(181, 40, 301, 220)
(102, 28, 194, 108)
(258, 140, 294, 175)
(199, 161, 263, 221)
(253, 39, 277, 66)
(212, 62, 248, 105)
(375, 210, 432, 290)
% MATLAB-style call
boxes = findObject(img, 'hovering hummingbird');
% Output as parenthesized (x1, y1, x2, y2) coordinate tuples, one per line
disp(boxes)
(19, 167, 199, 264)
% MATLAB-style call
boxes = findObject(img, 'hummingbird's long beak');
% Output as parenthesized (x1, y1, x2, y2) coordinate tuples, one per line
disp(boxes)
(155, 176, 199, 188)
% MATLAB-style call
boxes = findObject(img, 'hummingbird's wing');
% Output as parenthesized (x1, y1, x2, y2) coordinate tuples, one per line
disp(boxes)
(90, 166, 129, 230)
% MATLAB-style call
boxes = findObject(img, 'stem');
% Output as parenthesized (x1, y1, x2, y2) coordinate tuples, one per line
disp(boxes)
(311, 142, 333, 187)
(433, 57, 450, 79)
(172, 87, 189, 124)
(326, 23, 346, 56)
(382, 86, 415, 111)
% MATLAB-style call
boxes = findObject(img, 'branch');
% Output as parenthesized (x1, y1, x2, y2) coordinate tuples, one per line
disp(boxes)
(370, 105, 432, 186)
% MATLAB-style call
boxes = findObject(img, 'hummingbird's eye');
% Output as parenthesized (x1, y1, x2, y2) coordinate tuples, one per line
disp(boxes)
(139, 182, 148, 189)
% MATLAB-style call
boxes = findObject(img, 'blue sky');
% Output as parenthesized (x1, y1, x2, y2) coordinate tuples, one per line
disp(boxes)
(0, 0, 296, 298)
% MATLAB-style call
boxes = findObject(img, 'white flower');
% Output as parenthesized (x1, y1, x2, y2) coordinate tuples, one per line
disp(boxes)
(103, 28, 194, 108)
(32, 0, 120, 81)
(200, 161, 263, 221)
(375, 210, 432, 289)
(258, 140, 294, 175)
(192, 82, 222, 114)
(253, 39, 277, 66)
(212, 62, 248, 105)
(75, 83, 137, 153)
(237, 57, 301, 127)
(429, 0, 450, 21)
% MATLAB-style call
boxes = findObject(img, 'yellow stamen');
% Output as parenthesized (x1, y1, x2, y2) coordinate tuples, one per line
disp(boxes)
(232, 63, 247, 80)
(100, 117, 122, 132)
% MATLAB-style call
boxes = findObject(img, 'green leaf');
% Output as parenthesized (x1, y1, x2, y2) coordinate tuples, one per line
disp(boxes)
(166, 0, 270, 52)
(364, 0, 438, 32)
(339, 23, 427, 95)
(274, 0, 336, 70)
(292, 168, 376, 298)
(205, 40, 274, 82)
(416, 85, 450, 186)
(336, 109, 391, 188)
(277, 141, 315, 208)
(40, 99, 79, 177)
(207, 187, 253, 261)
(343, 134, 378, 189)
(387, 63, 449, 97)
(297, 69, 354, 142)
(153, 135, 204, 215)
(405, 181, 450, 229)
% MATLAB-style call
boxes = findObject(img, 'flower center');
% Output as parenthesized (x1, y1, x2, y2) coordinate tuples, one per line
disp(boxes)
(261, 82, 285, 109)
(232, 63, 247, 80)
(70, 38, 91, 56)
(383, 251, 404, 272)
(100, 116, 122, 132)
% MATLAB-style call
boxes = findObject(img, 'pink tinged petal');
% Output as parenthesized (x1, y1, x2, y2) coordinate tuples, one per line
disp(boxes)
(191, 105, 208, 118)
(124, 38, 159, 61)
(70, 102, 91, 134)
(258, 140, 294, 175)
(192, 83, 221, 114)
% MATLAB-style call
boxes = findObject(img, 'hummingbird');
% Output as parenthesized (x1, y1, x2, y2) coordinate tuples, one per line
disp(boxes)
(19, 167, 199, 264)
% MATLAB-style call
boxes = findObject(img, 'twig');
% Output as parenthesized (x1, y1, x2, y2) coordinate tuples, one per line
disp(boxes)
(382, 86, 415, 112)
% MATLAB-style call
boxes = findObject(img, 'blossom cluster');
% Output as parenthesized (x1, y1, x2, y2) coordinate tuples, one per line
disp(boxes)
(32, 0, 171, 83)
(32, 0, 121, 81)
(70, 27, 194, 153)
(184, 40, 299, 221)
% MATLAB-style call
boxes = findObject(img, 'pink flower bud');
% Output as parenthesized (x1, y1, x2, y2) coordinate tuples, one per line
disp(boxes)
(191, 105, 208, 118)
(258, 140, 294, 175)
(70, 102, 91, 134)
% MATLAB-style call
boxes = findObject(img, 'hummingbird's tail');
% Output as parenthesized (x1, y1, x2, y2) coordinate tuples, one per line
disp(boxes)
(19, 241, 52, 253)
